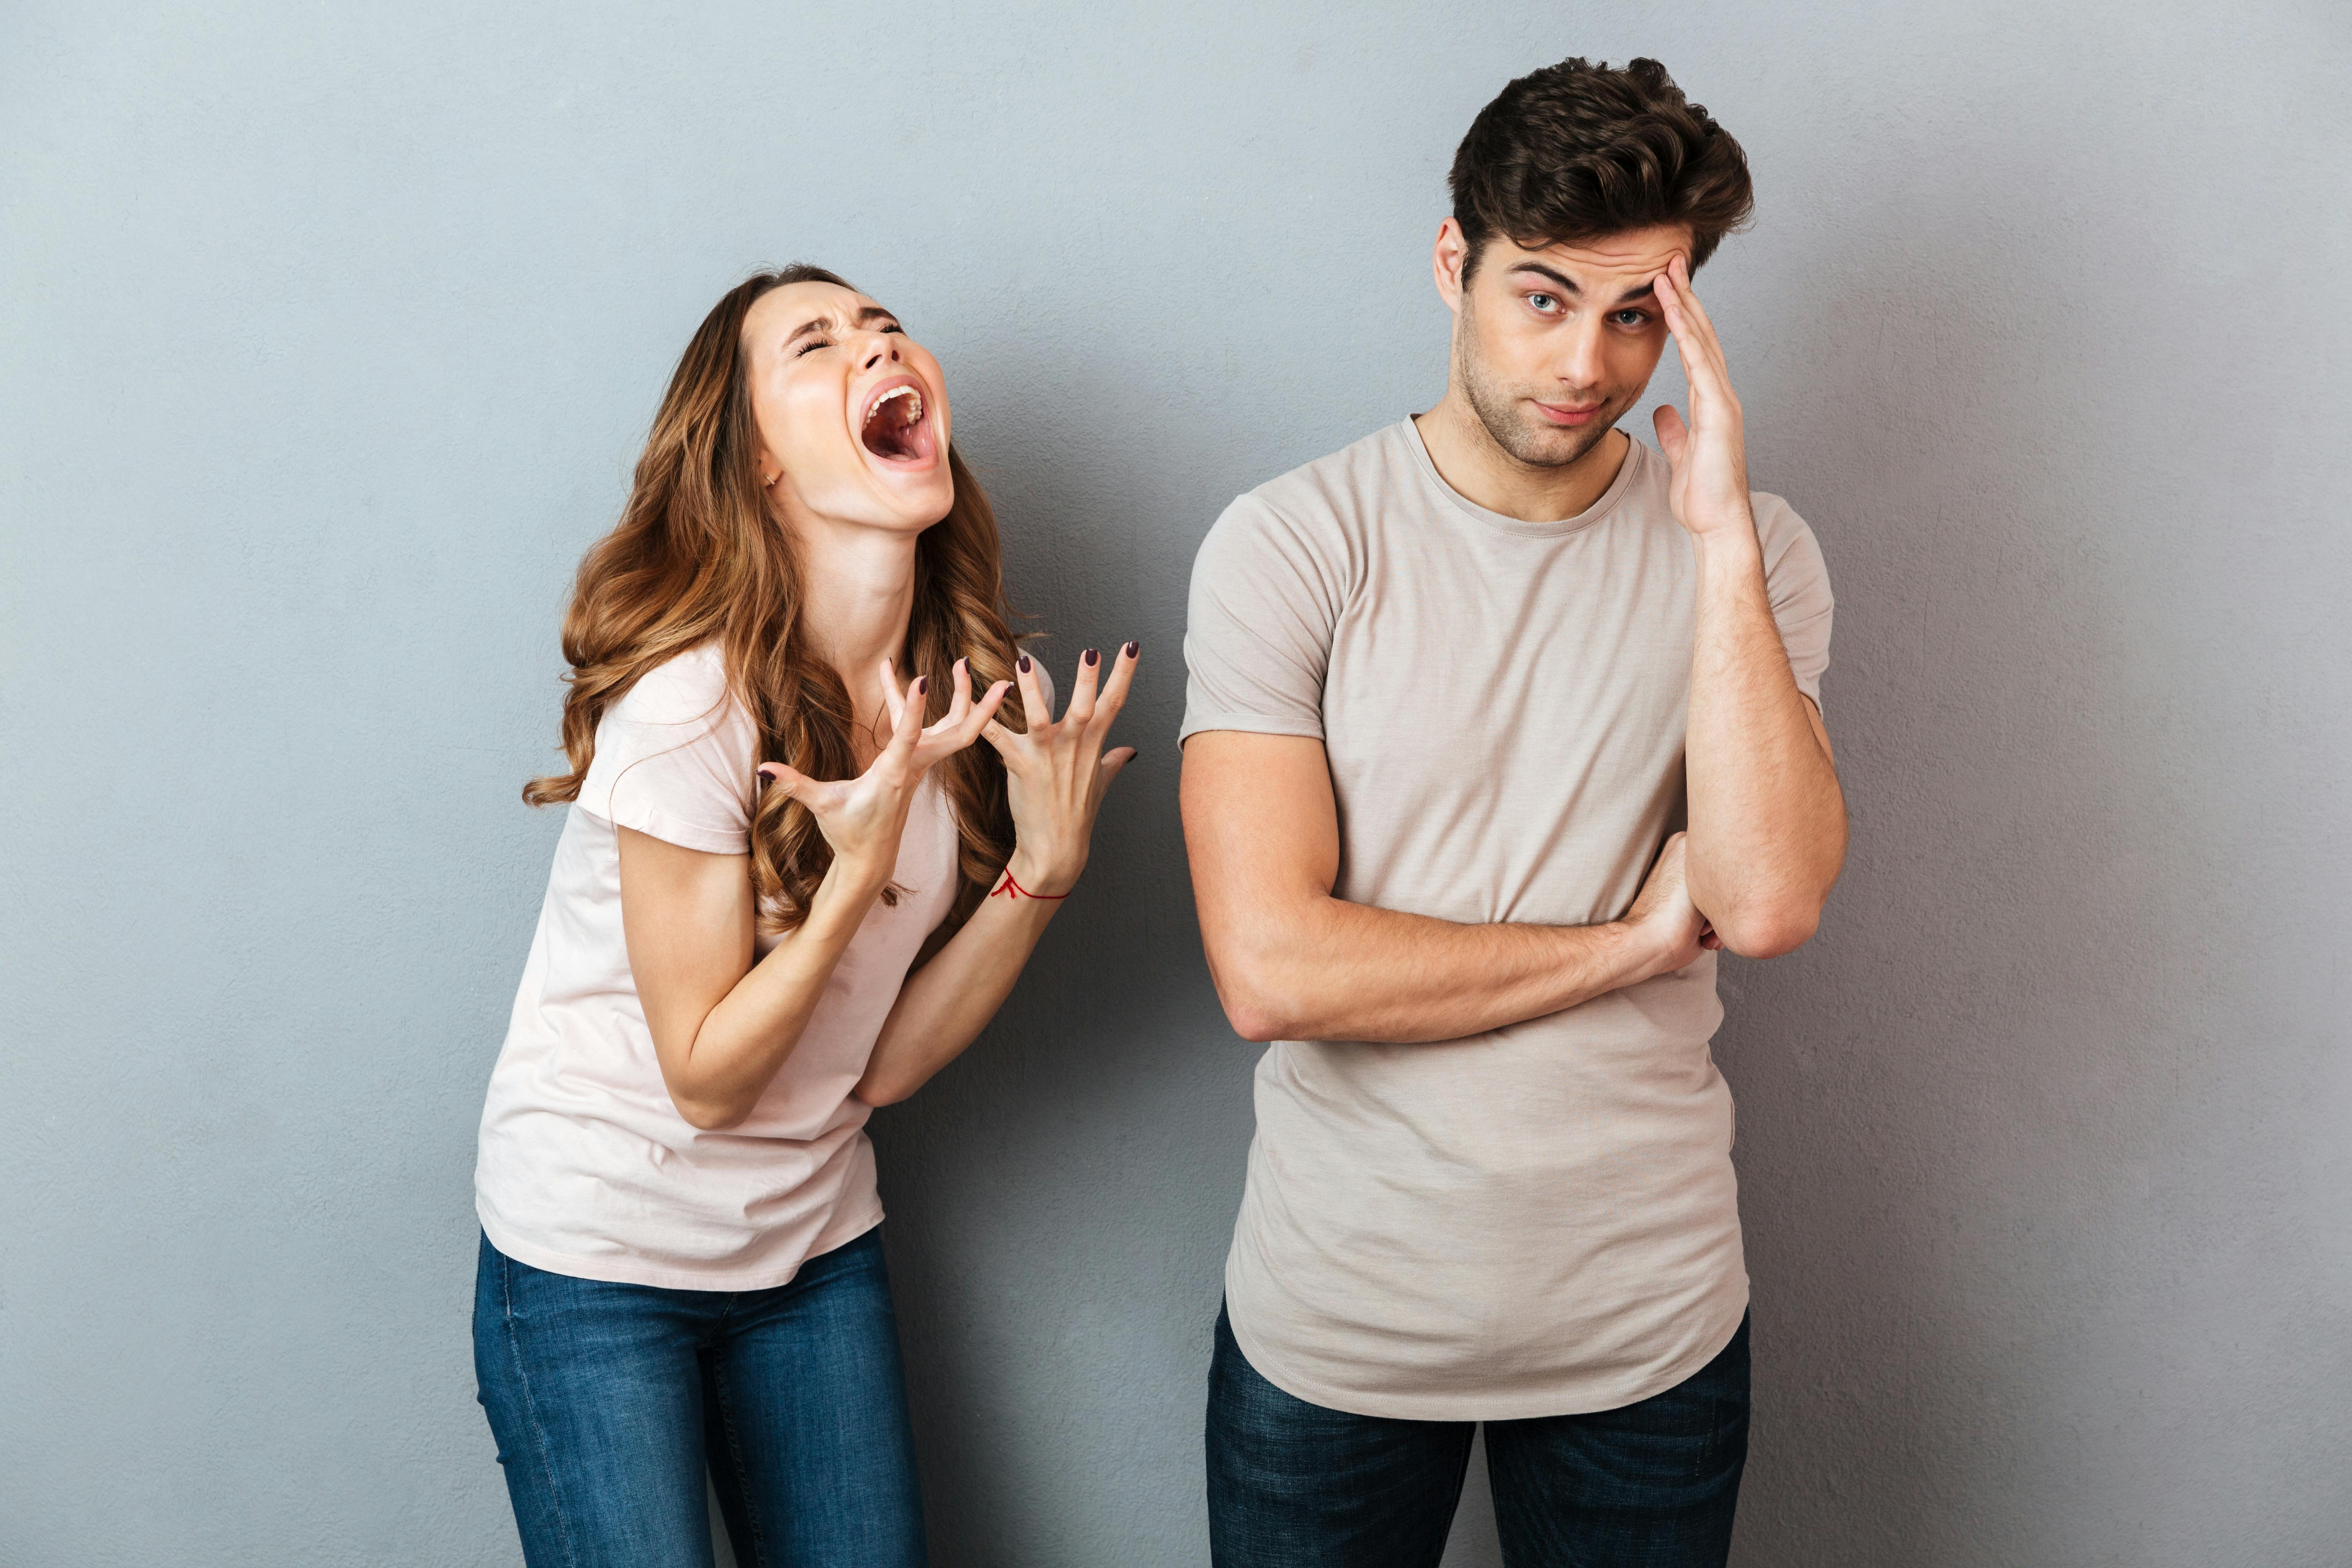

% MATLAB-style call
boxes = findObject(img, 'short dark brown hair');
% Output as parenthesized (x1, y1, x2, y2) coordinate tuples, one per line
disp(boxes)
(1449, 57, 1753, 278)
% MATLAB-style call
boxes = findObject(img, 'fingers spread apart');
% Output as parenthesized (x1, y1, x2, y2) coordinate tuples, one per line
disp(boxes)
(1076, 641, 1140, 735)
(935, 657, 1010, 748)
(982, 641, 1141, 755)
(873, 660, 927, 771)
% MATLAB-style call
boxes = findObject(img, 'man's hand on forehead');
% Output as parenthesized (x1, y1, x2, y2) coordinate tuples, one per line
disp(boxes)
(1651, 254, 1754, 541)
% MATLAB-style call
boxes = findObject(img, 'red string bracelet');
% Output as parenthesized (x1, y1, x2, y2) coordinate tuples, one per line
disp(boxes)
(989, 869, 1068, 901)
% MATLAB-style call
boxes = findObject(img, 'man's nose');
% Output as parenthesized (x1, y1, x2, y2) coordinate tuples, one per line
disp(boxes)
(1558, 320, 1607, 391)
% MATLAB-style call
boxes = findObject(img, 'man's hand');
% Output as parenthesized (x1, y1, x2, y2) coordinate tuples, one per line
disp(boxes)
(1651, 254, 1753, 541)
(1622, 831, 1723, 981)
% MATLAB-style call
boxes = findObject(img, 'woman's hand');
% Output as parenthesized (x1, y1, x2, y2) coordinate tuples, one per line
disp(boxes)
(981, 643, 1140, 896)
(758, 659, 1008, 892)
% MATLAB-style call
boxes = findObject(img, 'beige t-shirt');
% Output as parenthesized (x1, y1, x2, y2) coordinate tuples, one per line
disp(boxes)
(1180, 421, 1832, 1420)
(475, 642, 960, 1291)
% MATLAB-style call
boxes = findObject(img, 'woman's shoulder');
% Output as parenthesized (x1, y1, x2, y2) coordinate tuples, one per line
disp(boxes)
(579, 642, 757, 846)
(604, 642, 742, 735)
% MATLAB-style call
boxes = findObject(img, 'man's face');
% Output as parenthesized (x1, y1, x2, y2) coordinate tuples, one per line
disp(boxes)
(1440, 223, 1688, 469)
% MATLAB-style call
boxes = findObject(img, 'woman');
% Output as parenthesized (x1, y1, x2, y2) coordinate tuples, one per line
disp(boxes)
(472, 265, 1137, 1568)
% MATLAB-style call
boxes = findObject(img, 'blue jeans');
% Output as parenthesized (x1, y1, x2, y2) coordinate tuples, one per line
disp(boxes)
(1205, 1306, 1749, 1568)
(473, 1227, 927, 1568)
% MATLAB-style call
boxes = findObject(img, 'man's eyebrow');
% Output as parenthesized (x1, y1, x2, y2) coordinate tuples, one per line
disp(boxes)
(1509, 262, 1581, 294)
(1506, 262, 1660, 307)
(782, 305, 897, 345)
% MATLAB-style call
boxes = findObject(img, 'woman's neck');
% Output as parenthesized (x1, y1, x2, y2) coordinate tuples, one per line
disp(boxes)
(789, 514, 920, 755)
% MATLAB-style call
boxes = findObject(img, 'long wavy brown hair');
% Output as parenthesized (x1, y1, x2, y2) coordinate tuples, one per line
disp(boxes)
(524, 265, 1025, 934)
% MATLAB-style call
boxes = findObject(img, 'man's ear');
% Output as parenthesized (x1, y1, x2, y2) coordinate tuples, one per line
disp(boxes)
(1432, 218, 1470, 316)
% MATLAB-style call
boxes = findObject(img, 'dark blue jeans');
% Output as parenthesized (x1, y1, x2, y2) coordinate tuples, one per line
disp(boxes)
(473, 1227, 927, 1568)
(1206, 1306, 1749, 1568)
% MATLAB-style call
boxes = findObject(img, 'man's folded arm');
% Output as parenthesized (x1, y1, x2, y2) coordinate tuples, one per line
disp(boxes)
(1181, 731, 1683, 1044)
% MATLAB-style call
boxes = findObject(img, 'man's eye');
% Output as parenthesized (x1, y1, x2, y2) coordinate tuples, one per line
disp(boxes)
(1528, 294, 1558, 312)
(1614, 310, 1649, 327)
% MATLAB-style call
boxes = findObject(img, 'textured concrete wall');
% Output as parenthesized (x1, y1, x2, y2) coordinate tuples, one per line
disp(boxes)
(4, 3, 2346, 1564)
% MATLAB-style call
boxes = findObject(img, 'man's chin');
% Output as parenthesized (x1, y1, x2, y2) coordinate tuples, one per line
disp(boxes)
(1501, 416, 1615, 469)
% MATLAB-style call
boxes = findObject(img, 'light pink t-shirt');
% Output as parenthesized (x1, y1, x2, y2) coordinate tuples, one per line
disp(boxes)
(474, 642, 959, 1291)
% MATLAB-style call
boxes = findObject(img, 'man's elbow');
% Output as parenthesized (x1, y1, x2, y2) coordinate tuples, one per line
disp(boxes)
(1205, 949, 1303, 1043)
(1713, 903, 1821, 961)
(1221, 997, 1294, 1044)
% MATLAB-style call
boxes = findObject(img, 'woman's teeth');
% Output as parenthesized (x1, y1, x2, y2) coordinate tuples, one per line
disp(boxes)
(862, 385, 927, 459)
(870, 386, 922, 424)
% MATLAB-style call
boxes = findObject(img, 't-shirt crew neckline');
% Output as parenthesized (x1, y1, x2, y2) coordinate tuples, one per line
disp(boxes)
(1401, 416, 1648, 539)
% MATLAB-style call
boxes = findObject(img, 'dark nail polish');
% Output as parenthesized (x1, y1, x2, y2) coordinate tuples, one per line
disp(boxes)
(1124, 641, 1140, 658)
(916, 676, 929, 695)
(1018, 654, 1032, 673)
(1084, 648, 1099, 666)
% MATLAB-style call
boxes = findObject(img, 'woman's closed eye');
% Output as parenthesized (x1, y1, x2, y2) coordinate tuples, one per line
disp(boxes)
(797, 323, 901, 356)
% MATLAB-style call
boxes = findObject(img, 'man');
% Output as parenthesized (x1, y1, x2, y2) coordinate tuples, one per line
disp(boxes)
(1179, 58, 1844, 1566)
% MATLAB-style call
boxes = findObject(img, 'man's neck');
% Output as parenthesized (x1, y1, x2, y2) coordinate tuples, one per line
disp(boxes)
(1412, 392, 1630, 524)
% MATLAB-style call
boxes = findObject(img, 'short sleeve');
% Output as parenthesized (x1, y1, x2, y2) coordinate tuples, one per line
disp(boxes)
(1180, 493, 1344, 744)
(576, 645, 757, 854)
(1752, 493, 1835, 712)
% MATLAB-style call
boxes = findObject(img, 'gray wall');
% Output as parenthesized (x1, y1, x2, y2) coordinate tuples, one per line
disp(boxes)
(4, 2, 2346, 1564)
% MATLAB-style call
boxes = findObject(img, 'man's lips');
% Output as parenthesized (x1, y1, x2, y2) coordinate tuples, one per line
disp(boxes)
(1531, 399, 1607, 427)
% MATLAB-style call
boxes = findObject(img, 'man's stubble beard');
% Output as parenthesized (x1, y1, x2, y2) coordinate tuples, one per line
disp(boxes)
(1455, 314, 1623, 471)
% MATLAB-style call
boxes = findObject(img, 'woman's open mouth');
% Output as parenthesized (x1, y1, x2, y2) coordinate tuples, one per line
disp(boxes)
(859, 377, 938, 466)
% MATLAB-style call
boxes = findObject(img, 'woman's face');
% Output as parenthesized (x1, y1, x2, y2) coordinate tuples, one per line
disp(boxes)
(742, 281, 954, 532)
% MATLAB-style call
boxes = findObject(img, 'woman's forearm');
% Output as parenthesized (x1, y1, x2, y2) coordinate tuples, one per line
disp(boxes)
(854, 642, 1140, 1106)
(855, 874, 1062, 1105)
(635, 849, 889, 1131)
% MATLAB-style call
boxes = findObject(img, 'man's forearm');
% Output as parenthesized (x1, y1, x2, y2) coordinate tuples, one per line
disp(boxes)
(1683, 526, 1846, 956)
(1207, 896, 1667, 1045)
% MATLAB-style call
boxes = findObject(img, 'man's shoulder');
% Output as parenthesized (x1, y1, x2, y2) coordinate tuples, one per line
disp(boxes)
(1220, 421, 1414, 537)
(1189, 426, 1413, 608)
(1744, 488, 1828, 572)
(1744, 486, 1806, 533)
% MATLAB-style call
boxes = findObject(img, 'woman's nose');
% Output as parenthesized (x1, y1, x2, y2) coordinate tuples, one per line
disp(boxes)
(860, 337, 901, 372)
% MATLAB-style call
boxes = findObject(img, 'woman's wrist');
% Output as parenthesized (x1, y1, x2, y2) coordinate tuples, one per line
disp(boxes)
(813, 851, 895, 920)
(1001, 845, 1080, 900)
